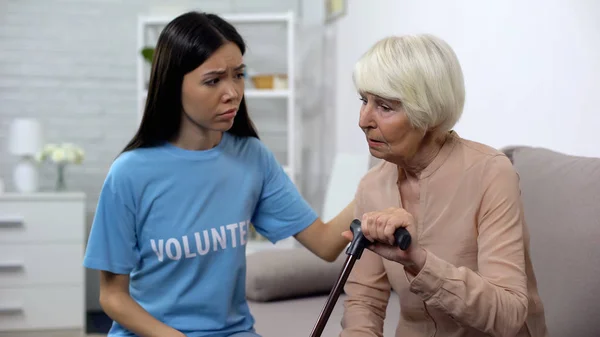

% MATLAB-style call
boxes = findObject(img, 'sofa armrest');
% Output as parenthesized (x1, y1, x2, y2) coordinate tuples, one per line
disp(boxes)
(246, 247, 347, 302)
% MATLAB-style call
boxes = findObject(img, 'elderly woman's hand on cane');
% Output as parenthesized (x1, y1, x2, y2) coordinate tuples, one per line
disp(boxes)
(342, 207, 426, 276)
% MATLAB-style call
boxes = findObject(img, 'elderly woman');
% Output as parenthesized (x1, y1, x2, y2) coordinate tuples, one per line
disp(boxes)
(339, 34, 549, 337)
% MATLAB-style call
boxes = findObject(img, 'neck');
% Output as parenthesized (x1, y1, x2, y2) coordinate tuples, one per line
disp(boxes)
(397, 131, 448, 177)
(172, 117, 222, 151)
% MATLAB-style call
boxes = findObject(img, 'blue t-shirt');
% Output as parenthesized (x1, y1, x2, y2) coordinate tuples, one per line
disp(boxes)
(83, 132, 318, 337)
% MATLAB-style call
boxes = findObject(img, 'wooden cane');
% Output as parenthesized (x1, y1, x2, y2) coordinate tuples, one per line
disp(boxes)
(308, 219, 412, 337)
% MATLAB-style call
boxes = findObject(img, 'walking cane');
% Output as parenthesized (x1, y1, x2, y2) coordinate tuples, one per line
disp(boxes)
(309, 219, 412, 337)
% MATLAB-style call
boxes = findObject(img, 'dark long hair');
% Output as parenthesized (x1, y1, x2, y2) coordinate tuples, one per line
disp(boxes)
(122, 11, 259, 153)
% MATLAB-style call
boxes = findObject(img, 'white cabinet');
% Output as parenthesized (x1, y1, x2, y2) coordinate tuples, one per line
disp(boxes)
(0, 192, 86, 332)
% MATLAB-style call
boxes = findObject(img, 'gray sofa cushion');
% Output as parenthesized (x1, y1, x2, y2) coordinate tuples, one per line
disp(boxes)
(503, 146, 600, 337)
(246, 247, 347, 302)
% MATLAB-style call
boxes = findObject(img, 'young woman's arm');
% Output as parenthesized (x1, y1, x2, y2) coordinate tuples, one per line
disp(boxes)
(84, 159, 185, 336)
(251, 139, 358, 262)
(294, 198, 356, 262)
(99, 272, 185, 337)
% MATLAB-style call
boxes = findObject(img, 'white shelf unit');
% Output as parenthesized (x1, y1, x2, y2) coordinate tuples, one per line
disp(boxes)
(137, 12, 300, 253)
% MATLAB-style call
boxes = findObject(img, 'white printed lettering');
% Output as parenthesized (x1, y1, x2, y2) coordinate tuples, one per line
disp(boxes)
(150, 219, 252, 262)
(226, 223, 239, 248)
(240, 220, 248, 245)
(151, 239, 164, 262)
(195, 231, 210, 255)
(182, 236, 197, 258)
(211, 226, 227, 251)
(166, 238, 182, 260)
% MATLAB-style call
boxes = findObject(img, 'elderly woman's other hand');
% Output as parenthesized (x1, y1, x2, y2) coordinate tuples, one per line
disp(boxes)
(342, 207, 427, 275)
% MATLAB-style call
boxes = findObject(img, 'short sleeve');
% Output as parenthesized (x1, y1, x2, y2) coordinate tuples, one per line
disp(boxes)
(83, 163, 138, 275)
(251, 144, 318, 243)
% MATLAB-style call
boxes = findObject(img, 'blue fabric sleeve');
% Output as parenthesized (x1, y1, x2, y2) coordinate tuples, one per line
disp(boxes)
(251, 143, 318, 243)
(83, 162, 138, 275)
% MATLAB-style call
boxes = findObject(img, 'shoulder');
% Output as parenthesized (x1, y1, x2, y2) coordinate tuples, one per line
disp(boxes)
(104, 148, 155, 191)
(110, 150, 137, 173)
(110, 148, 149, 176)
(357, 160, 392, 188)
(355, 160, 396, 202)
(351, 160, 398, 218)
(226, 133, 268, 154)
(450, 133, 513, 173)
(450, 134, 519, 190)
(224, 133, 275, 166)
(453, 133, 505, 161)
(481, 152, 519, 189)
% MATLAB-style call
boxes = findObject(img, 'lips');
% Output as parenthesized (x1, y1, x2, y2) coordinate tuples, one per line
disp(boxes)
(217, 108, 237, 120)
(220, 108, 237, 116)
(366, 137, 386, 148)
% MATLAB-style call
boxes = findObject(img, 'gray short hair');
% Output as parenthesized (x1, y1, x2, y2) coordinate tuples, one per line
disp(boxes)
(353, 34, 465, 132)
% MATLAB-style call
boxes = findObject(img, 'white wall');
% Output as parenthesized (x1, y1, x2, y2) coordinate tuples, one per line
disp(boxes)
(334, 0, 600, 158)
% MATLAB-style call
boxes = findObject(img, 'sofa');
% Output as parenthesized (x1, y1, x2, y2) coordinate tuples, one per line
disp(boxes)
(245, 146, 600, 337)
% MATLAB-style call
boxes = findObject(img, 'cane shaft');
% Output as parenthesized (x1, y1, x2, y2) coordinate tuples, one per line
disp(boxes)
(309, 254, 357, 337)
(308, 219, 411, 337)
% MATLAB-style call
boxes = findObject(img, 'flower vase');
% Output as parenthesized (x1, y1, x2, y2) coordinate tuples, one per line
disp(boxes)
(55, 163, 67, 191)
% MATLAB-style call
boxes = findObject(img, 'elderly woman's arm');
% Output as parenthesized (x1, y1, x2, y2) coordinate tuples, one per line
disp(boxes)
(340, 188, 391, 337)
(341, 250, 391, 337)
(407, 155, 529, 336)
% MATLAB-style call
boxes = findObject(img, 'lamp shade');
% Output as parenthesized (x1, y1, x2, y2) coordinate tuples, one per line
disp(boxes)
(8, 118, 42, 156)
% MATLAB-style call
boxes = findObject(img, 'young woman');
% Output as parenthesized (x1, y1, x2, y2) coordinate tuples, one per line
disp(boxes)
(83, 11, 371, 337)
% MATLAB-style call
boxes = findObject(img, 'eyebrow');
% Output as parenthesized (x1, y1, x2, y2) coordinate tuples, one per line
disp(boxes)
(374, 96, 394, 105)
(360, 91, 399, 105)
(203, 63, 246, 77)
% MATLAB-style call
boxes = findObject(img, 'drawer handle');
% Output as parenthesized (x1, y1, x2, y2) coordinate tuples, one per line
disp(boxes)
(0, 304, 23, 314)
(0, 216, 24, 227)
(0, 261, 24, 270)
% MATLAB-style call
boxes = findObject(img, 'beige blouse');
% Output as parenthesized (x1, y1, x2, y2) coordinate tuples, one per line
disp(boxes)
(340, 132, 548, 337)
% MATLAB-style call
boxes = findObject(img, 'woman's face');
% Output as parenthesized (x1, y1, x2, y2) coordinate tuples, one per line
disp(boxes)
(181, 42, 245, 132)
(358, 92, 425, 164)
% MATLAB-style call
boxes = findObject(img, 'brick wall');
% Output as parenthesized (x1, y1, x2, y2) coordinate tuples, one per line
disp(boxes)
(0, 0, 335, 311)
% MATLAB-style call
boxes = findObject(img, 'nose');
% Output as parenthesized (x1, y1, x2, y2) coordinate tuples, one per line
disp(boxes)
(358, 103, 376, 130)
(222, 82, 240, 102)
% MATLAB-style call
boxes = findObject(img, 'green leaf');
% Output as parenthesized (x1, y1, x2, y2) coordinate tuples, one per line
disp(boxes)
(141, 47, 154, 64)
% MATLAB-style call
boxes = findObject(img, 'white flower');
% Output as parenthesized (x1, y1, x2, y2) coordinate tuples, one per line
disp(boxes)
(51, 148, 66, 163)
(65, 149, 76, 163)
(36, 142, 85, 165)
(74, 148, 85, 164)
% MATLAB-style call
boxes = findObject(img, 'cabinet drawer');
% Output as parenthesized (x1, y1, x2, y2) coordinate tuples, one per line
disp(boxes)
(0, 200, 85, 243)
(0, 244, 84, 288)
(0, 285, 84, 331)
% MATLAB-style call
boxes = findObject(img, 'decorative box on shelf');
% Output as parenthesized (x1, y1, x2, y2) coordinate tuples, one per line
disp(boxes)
(0, 192, 86, 333)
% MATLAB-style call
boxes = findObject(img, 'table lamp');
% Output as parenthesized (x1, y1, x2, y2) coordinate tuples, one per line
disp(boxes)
(8, 118, 42, 193)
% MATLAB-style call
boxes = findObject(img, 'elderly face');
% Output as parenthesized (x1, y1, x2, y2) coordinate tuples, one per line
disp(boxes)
(358, 92, 425, 164)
